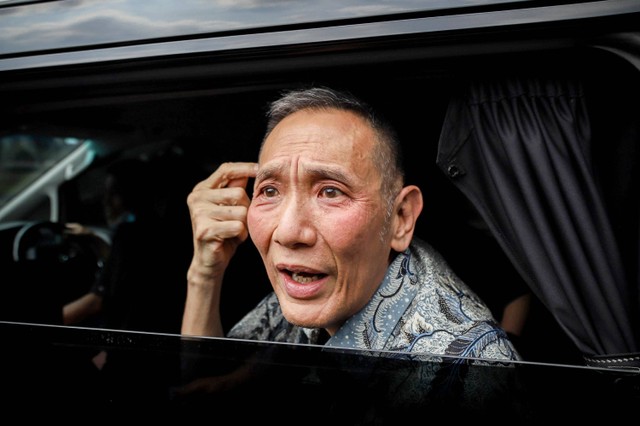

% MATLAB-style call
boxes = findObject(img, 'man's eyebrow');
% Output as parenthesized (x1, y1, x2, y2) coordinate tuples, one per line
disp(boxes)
(255, 163, 353, 185)
(255, 163, 286, 182)
(305, 165, 352, 185)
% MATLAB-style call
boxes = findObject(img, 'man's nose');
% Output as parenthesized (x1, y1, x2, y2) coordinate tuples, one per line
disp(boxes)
(272, 195, 317, 248)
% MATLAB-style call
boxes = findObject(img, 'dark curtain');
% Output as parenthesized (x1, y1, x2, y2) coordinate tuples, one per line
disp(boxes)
(435, 65, 640, 366)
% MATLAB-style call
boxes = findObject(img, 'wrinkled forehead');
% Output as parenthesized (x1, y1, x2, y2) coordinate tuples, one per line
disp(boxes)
(259, 108, 376, 164)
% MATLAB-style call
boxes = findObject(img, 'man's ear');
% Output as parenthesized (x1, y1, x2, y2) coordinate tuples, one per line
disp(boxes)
(390, 185, 423, 252)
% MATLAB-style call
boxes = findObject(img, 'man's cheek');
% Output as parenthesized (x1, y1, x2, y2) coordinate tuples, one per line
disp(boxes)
(247, 209, 270, 245)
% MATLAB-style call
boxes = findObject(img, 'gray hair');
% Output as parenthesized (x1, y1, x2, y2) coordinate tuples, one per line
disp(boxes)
(262, 86, 405, 227)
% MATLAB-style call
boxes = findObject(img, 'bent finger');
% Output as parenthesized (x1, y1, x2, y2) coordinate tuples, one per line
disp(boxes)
(195, 162, 258, 191)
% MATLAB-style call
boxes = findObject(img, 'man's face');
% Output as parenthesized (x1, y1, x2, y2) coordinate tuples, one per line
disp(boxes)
(247, 108, 393, 335)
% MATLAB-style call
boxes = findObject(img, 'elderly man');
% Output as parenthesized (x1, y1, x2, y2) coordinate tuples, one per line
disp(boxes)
(181, 86, 520, 362)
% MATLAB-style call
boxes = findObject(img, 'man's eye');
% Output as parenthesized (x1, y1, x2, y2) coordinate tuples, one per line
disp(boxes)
(321, 187, 343, 198)
(263, 186, 279, 198)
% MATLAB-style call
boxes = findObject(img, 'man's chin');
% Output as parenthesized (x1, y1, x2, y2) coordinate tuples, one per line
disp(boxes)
(281, 304, 327, 329)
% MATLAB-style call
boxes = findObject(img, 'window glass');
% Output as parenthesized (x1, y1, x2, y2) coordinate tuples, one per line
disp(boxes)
(0, 134, 84, 207)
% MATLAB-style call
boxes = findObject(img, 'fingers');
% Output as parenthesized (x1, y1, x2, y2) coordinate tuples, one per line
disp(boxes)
(188, 185, 250, 213)
(194, 162, 258, 191)
(187, 162, 258, 263)
(190, 201, 250, 243)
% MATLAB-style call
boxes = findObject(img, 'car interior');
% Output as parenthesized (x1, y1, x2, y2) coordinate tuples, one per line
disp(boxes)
(2, 1, 640, 415)
(3, 42, 640, 365)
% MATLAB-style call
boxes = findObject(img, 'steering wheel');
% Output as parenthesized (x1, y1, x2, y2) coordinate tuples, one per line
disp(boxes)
(12, 221, 69, 262)
(12, 220, 111, 301)
(13, 220, 109, 265)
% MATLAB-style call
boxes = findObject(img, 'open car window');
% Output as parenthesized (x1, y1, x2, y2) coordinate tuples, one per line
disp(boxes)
(0, 0, 639, 414)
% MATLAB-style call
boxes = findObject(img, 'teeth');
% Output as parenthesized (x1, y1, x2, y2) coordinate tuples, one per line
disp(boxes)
(291, 272, 319, 283)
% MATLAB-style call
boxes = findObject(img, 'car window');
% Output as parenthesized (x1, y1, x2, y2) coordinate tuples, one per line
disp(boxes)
(0, 134, 82, 203)
(0, 134, 96, 222)
(1, 321, 637, 421)
(1, 1, 640, 400)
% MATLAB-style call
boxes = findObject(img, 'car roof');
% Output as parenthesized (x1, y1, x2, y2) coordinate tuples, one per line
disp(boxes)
(0, 0, 611, 53)
(1, 0, 639, 72)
